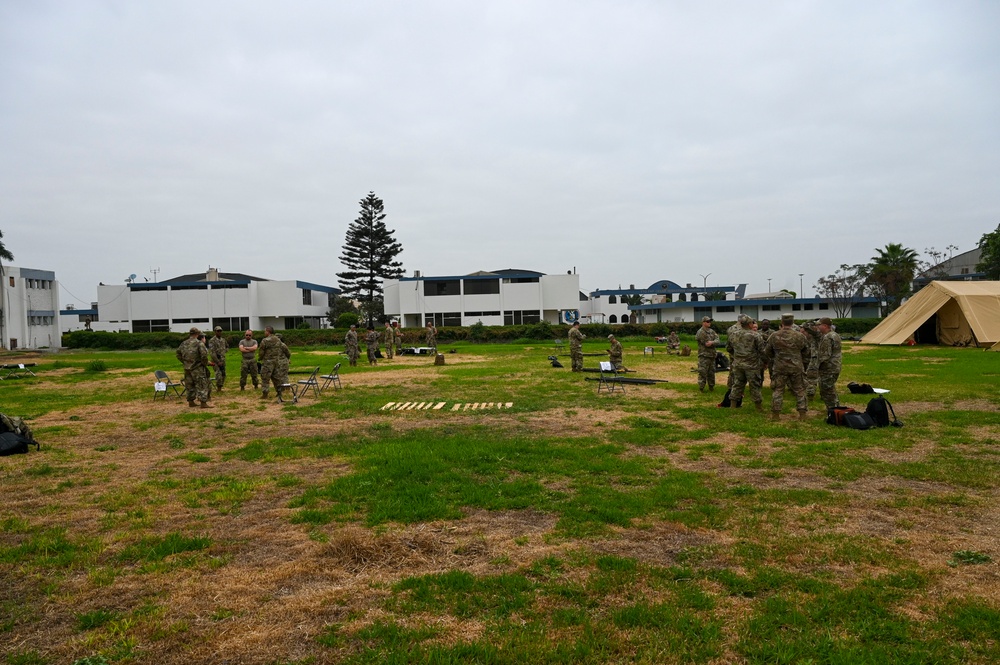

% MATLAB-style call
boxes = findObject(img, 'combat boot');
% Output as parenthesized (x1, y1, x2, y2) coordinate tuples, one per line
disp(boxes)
(188, 401, 197, 408)
(798, 410, 808, 421)
(770, 411, 781, 422)
(200, 401, 213, 409)
(754, 402, 763, 412)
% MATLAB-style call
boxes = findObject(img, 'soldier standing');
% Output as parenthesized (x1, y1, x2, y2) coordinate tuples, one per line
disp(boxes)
(274, 333, 291, 391)
(607, 334, 624, 371)
(345, 324, 360, 366)
(258, 326, 285, 399)
(758, 319, 775, 384)
(694, 316, 720, 391)
(764, 313, 810, 421)
(176, 327, 211, 408)
(816, 317, 843, 410)
(207, 326, 228, 392)
(568, 321, 585, 372)
(365, 325, 379, 365)
(425, 322, 437, 353)
(238, 329, 259, 390)
(726, 315, 766, 411)
(383, 321, 395, 359)
(801, 321, 822, 400)
(393, 321, 403, 355)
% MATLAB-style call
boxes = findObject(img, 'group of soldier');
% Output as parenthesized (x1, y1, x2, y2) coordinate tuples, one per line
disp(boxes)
(343, 321, 438, 367)
(175, 325, 292, 406)
(695, 313, 842, 421)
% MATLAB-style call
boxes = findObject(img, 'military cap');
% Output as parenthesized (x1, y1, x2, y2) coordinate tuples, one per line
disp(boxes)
(607, 334, 614, 339)
(214, 326, 223, 332)
(781, 313, 795, 324)
(737, 314, 749, 324)
(189, 327, 200, 335)
(818, 317, 833, 326)
(702, 316, 712, 322)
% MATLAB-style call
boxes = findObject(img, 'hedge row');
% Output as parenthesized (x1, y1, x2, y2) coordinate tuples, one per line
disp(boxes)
(62, 318, 882, 350)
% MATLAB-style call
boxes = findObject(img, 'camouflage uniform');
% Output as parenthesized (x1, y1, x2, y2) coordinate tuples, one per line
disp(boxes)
(383, 324, 395, 359)
(667, 330, 679, 350)
(258, 333, 286, 398)
(758, 321, 775, 384)
(695, 322, 720, 391)
(345, 328, 360, 366)
(238, 334, 259, 389)
(764, 322, 811, 419)
(274, 337, 291, 388)
(608, 336, 623, 370)
(726, 324, 766, 408)
(393, 323, 403, 355)
(817, 328, 843, 409)
(207, 331, 228, 390)
(568, 324, 585, 372)
(801, 323, 821, 398)
(176, 334, 210, 405)
(725, 322, 741, 389)
(425, 324, 437, 353)
(365, 329, 379, 365)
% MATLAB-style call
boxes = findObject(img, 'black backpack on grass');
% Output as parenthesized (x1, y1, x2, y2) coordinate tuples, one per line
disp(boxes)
(865, 396, 902, 428)
(0, 413, 39, 456)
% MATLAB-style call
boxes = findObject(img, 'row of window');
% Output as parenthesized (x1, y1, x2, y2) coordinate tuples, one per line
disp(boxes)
(424, 310, 542, 326)
(28, 316, 54, 325)
(606, 315, 632, 323)
(25, 279, 54, 290)
(423, 277, 540, 297)
(761, 303, 828, 312)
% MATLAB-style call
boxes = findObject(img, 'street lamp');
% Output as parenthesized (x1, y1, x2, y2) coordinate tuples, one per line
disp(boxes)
(799, 273, 804, 298)
(767, 278, 772, 292)
(700, 273, 711, 289)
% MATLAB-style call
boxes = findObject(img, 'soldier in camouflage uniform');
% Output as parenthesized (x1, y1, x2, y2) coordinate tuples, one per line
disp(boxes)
(365, 325, 379, 365)
(800, 321, 822, 399)
(758, 319, 774, 385)
(724, 320, 741, 390)
(694, 316, 721, 391)
(274, 333, 291, 390)
(816, 317, 843, 410)
(383, 322, 395, 359)
(568, 321, 585, 372)
(258, 326, 287, 399)
(726, 315, 766, 410)
(345, 324, 360, 366)
(667, 330, 680, 352)
(764, 313, 811, 421)
(197, 333, 213, 399)
(176, 327, 211, 407)
(392, 321, 403, 355)
(238, 330, 259, 390)
(425, 322, 438, 353)
(207, 326, 228, 391)
(607, 334, 624, 370)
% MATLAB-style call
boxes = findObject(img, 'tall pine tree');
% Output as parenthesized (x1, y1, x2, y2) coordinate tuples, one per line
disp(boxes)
(337, 192, 404, 324)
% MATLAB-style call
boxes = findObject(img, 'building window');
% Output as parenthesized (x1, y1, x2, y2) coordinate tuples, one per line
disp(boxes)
(609, 315, 618, 323)
(762, 304, 781, 311)
(8, 277, 13, 287)
(621, 314, 630, 324)
(804, 303, 814, 311)
(211, 283, 248, 290)
(961, 268, 969, 274)
(608, 295, 617, 304)
(715, 305, 735, 313)
(302, 289, 312, 306)
(463, 279, 500, 295)
(172, 318, 209, 324)
(502, 276, 539, 284)
(131, 285, 168, 291)
(503, 310, 541, 325)
(464, 311, 501, 317)
(792, 304, 802, 311)
(429, 312, 462, 327)
(818, 303, 829, 310)
(694, 306, 712, 317)
(133, 319, 170, 333)
(212, 318, 249, 332)
(424, 280, 461, 296)
(170, 285, 208, 291)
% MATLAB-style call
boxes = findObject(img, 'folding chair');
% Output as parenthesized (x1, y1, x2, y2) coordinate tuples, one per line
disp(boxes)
(597, 361, 625, 394)
(296, 366, 321, 400)
(277, 382, 298, 403)
(320, 362, 342, 393)
(153, 370, 186, 399)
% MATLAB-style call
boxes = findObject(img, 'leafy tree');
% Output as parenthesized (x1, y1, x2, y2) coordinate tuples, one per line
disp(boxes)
(867, 243, 919, 314)
(336, 192, 404, 325)
(326, 295, 358, 327)
(0, 229, 12, 264)
(976, 223, 1000, 280)
(336, 312, 360, 329)
(815, 264, 868, 318)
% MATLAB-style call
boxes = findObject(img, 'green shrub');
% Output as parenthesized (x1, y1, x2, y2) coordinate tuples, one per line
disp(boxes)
(336, 313, 360, 329)
(85, 360, 107, 372)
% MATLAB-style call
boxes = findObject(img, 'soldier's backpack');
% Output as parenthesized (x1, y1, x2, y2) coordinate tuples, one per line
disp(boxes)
(847, 381, 876, 394)
(826, 406, 876, 430)
(826, 406, 856, 426)
(865, 396, 902, 427)
(0, 413, 39, 456)
(680, 345, 691, 357)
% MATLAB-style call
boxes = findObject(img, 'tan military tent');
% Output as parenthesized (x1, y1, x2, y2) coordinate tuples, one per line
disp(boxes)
(860, 281, 1000, 347)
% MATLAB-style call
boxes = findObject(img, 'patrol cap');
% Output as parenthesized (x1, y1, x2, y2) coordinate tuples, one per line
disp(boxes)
(818, 317, 833, 326)
(214, 326, 223, 332)
(702, 316, 712, 322)
(737, 314, 749, 324)
(608, 334, 614, 339)
(189, 327, 201, 335)
(781, 313, 795, 324)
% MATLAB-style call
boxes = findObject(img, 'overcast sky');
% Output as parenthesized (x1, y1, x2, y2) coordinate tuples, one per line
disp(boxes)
(2, 1, 998, 308)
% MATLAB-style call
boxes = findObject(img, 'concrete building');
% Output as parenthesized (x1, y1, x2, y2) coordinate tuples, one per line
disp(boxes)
(913, 247, 984, 291)
(585, 280, 748, 324)
(383, 269, 581, 328)
(0, 266, 60, 349)
(76, 268, 338, 333)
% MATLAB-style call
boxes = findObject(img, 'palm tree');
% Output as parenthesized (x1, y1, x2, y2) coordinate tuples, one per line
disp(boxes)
(868, 243, 919, 314)
(0, 229, 13, 349)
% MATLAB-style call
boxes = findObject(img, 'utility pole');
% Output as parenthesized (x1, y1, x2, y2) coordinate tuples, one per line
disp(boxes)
(150, 267, 160, 282)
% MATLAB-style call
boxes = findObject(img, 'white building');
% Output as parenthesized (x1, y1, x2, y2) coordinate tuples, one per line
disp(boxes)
(83, 268, 339, 333)
(0, 266, 60, 350)
(383, 269, 582, 328)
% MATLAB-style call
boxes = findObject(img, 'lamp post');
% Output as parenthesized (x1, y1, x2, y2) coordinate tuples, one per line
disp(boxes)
(767, 278, 772, 292)
(700, 273, 711, 289)
(799, 273, 804, 298)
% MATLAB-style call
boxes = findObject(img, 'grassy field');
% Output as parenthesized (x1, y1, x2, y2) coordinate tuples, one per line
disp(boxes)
(1, 337, 999, 664)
